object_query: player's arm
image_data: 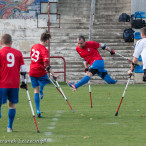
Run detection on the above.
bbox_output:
[45,61,59,78]
[128,57,138,75]
[81,58,89,72]
[76,48,89,72]
[100,43,115,55]
[42,48,59,78]
[90,41,114,54]
[20,64,27,89]
[131,57,138,70]
[128,41,142,75]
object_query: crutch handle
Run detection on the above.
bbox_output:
[53,76,57,81]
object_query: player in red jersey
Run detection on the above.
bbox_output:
[0,34,26,132]
[29,31,58,118]
[67,35,117,90]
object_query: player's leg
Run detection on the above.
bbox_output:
[38,74,51,100]
[0,89,3,118]
[34,86,42,117]
[90,60,117,84]
[97,70,117,84]
[67,71,95,90]
[7,88,19,132]
[0,103,1,118]
[75,72,92,89]
[7,101,16,132]
[39,86,44,99]
[0,88,9,119]
[30,76,42,117]
[67,61,101,90]
[72,62,103,89]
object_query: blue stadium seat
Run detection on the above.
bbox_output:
[134,11,146,18]
[138,55,142,61]
[134,32,142,39]
[135,65,144,73]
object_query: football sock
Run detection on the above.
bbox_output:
[39,86,44,99]
[75,76,90,89]
[8,109,16,128]
[34,93,40,112]
[103,74,117,84]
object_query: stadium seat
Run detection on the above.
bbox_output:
[134,32,142,39]
[134,11,146,18]
[138,55,142,61]
[135,65,144,73]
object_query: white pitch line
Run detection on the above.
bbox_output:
[55,113,61,117]
[56,110,65,113]
[50,122,57,126]
[48,127,55,130]
[41,138,53,143]
[44,132,53,136]
[52,118,58,121]
[44,110,65,143]
[104,122,119,125]
[46,138,54,142]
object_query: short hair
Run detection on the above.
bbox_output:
[141,27,146,36]
[40,31,51,42]
[1,34,12,45]
[78,35,85,41]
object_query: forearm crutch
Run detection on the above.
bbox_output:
[48,75,74,113]
[89,81,92,108]
[115,72,133,116]
[105,48,139,64]
[23,75,40,133]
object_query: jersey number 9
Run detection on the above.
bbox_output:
[7,53,15,67]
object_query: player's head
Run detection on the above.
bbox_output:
[141,27,146,38]
[0,34,12,46]
[77,35,86,48]
[40,31,51,46]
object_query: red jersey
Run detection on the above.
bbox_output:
[29,44,49,77]
[0,47,25,88]
[76,41,103,65]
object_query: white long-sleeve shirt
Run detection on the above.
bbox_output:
[133,38,146,69]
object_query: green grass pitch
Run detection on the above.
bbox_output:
[0,83,146,146]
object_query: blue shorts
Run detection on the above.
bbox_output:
[89,60,106,72]
[30,74,50,88]
[0,88,19,104]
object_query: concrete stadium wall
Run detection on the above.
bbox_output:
[0,19,48,82]
[131,0,146,14]
[0,0,59,82]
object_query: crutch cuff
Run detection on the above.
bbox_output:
[132,62,139,67]
[46,66,51,73]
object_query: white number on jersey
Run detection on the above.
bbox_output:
[31,49,40,62]
[7,53,15,67]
